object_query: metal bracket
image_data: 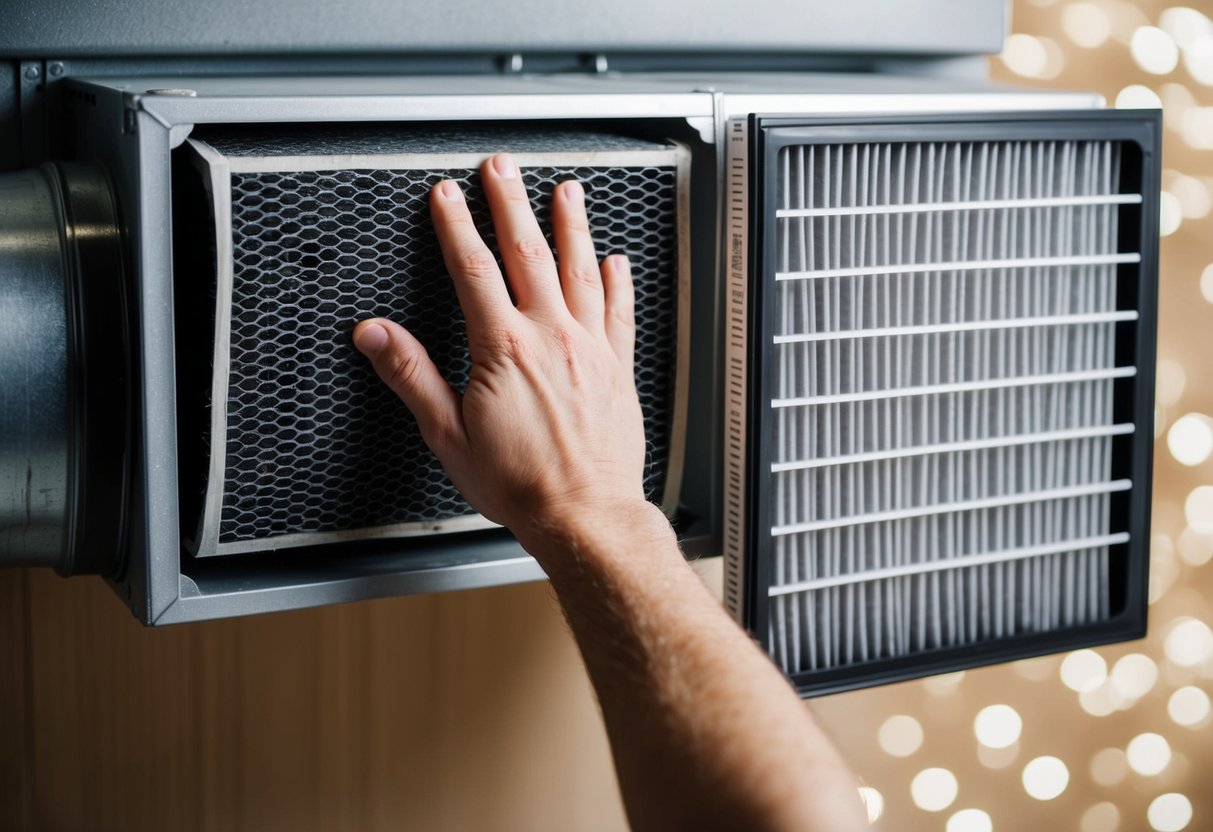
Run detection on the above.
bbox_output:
[18,60,45,166]
[685,115,714,144]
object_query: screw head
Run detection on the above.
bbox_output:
[48,62,64,77]
[23,65,40,81]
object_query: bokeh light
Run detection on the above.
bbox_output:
[1176,526,1213,566]
[946,808,994,832]
[878,714,924,757]
[1061,649,1108,692]
[1116,83,1163,108]
[1156,359,1187,406]
[1164,617,1213,666]
[1001,33,1065,78]
[1130,26,1180,74]
[1183,487,1213,534]
[1147,793,1193,832]
[1079,680,1126,717]
[1159,7,1213,52]
[974,704,1023,749]
[1063,3,1113,48]
[1022,756,1069,800]
[1080,801,1121,832]
[1164,172,1212,219]
[1126,732,1172,776]
[1090,747,1129,787]
[1167,414,1213,466]
[1167,686,1211,727]
[911,767,959,812]
[922,671,966,696]
[1159,191,1183,236]
[1201,263,1213,303]
[1109,653,1158,700]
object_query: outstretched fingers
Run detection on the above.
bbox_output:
[601,254,636,369]
[552,180,605,329]
[430,179,518,355]
[480,153,565,314]
[353,318,467,461]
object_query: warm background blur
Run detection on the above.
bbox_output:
[816,3,1213,831]
[3,2,1211,831]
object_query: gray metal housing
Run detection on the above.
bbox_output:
[1,0,1005,59]
[52,72,1102,624]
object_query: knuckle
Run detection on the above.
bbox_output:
[383,348,426,392]
[485,325,530,364]
[457,250,499,281]
[551,326,577,356]
[566,264,602,292]
[513,235,552,265]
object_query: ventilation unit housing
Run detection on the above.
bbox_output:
[725,111,1159,695]
[0,72,1156,659]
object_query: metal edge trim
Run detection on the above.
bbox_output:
[721,115,750,625]
[189,137,235,558]
[658,141,692,515]
[132,92,716,127]
[155,554,548,625]
[223,149,682,174]
[208,513,502,556]
[717,91,1105,119]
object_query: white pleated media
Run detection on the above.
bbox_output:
[765,139,1137,674]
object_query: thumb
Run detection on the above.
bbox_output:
[353,318,466,461]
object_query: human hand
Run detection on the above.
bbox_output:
[352,153,651,546]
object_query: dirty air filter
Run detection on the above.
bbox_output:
[180,128,689,557]
[725,113,1159,696]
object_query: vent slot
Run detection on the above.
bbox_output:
[738,123,1159,692]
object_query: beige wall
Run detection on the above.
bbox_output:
[0,568,632,831]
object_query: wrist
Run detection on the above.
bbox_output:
[514,497,678,582]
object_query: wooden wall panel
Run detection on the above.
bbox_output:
[4,570,630,832]
[0,569,31,832]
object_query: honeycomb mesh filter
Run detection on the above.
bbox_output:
[190,129,683,553]
[764,139,1138,674]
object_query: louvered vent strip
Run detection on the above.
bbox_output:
[768,138,1131,675]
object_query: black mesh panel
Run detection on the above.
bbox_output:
[214,156,680,545]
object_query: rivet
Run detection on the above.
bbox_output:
[23,65,40,81]
[48,62,64,77]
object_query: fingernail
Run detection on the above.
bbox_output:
[437,180,462,200]
[562,180,584,202]
[608,254,630,272]
[354,321,389,356]
[492,153,517,179]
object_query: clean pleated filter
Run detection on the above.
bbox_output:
[728,116,1159,695]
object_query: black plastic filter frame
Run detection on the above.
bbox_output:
[741,110,1161,697]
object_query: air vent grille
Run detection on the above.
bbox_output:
[764,137,1141,676]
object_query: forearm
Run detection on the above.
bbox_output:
[355,157,863,831]
[519,501,867,832]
